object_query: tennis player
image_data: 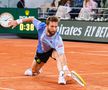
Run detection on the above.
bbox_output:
[8,16,86,86]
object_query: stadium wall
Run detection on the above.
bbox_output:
[0,8,108,43]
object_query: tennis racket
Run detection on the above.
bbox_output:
[71,71,86,86]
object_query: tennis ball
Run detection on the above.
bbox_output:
[36,59,41,64]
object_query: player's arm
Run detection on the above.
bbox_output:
[8,17,35,29]
[55,35,69,68]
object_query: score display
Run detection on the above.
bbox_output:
[19,23,34,31]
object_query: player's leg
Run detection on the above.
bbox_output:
[24,49,53,76]
[32,49,54,75]
[24,59,44,76]
[31,59,44,75]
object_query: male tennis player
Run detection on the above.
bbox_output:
[8,16,86,86]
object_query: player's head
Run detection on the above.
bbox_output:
[46,16,59,36]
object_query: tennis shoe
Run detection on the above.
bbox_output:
[24,68,33,76]
[24,68,42,76]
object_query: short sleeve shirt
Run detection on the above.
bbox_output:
[32,18,64,54]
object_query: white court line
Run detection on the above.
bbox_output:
[0,53,8,55]
[82,72,108,75]
[65,45,108,51]
[0,51,108,56]
[1,51,108,57]
[88,51,108,53]
[13,44,34,47]
[65,45,108,53]
[0,76,32,80]
[65,45,108,55]
[0,72,108,80]
[0,87,15,90]
[66,51,108,57]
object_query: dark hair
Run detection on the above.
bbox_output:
[51,0,56,7]
[17,0,25,8]
[46,16,59,25]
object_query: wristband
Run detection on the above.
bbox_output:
[16,19,23,24]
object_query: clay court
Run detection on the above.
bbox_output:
[0,39,108,90]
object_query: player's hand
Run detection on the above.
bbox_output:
[8,20,18,29]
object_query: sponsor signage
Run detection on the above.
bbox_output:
[58,20,108,42]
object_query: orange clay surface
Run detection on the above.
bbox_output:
[0,39,108,90]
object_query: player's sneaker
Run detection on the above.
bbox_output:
[58,71,66,85]
[24,68,42,76]
[24,68,33,76]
